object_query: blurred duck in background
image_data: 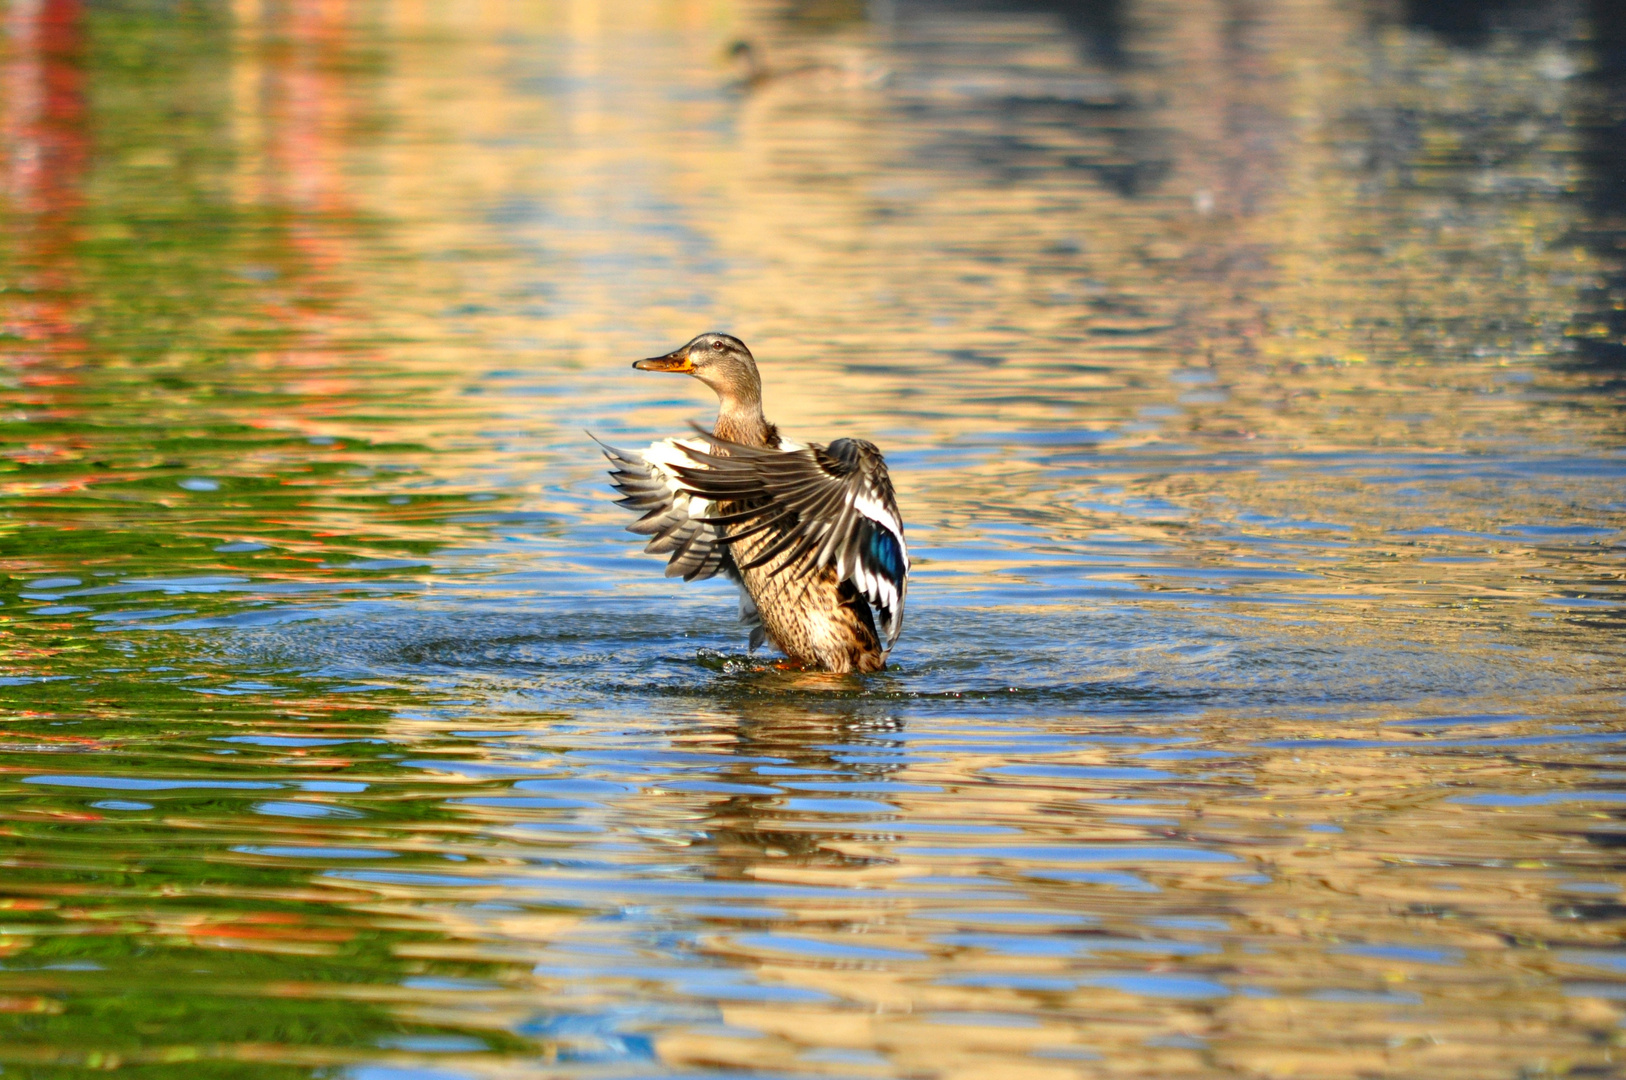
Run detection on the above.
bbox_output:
[723,38,890,93]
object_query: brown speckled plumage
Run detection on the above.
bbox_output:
[728,524,885,672]
[708,394,884,672]
[598,332,908,673]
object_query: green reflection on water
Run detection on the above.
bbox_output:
[0,5,518,1072]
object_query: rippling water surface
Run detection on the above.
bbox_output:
[1,0,1625,1076]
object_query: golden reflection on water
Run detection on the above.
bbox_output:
[217,0,1623,613]
[0,0,1623,1076]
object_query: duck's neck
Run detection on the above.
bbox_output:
[714,396,775,448]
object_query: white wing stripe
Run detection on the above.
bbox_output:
[852,493,906,557]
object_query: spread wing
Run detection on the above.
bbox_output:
[667,428,909,647]
[595,435,767,649]
[595,436,732,582]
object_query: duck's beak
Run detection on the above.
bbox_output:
[633,346,693,373]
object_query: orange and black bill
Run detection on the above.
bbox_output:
[633,345,693,372]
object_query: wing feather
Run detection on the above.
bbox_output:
[594,435,731,583]
[594,433,769,649]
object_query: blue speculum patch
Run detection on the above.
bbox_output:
[868,527,905,585]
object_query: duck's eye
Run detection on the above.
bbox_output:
[712,341,729,352]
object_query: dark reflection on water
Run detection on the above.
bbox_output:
[0,0,1624,1076]
[1572,0,1626,377]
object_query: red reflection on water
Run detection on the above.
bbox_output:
[1,0,86,393]
[239,0,374,419]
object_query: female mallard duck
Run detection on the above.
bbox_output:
[595,332,908,673]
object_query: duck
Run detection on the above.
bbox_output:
[723,38,890,94]
[594,332,908,673]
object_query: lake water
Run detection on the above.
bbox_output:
[1,0,1624,1076]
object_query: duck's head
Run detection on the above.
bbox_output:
[634,332,761,405]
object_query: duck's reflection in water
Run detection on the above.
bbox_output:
[684,693,910,882]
